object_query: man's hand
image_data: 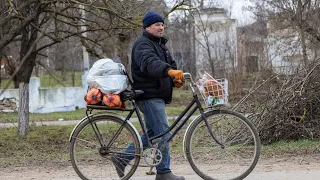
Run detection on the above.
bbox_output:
[168,69,184,81]
[174,79,185,88]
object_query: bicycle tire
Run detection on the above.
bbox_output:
[70,115,141,180]
[184,110,261,180]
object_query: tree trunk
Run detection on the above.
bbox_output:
[61,57,66,81]
[16,0,39,137]
[300,27,308,66]
[18,82,29,137]
[0,52,2,87]
[35,63,39,77]
[206,38,215,76]
[187,16,196,77]
[297,0,308,67]
[118,33,131,77]
[72,69,75,86]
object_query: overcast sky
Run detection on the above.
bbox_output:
[166,0,255,26]
[226,0,255,25]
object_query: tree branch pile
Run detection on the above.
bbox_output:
[235,63,320,144]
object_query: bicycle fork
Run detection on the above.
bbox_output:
[200,110,225,148]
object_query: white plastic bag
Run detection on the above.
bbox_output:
[86,58,128,94]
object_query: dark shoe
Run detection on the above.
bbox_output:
[111,155,126,177]
[155,172,185,180]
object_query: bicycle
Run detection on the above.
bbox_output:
[69,72,261,180]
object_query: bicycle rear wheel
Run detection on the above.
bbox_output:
[70,115,141,180]
[184,110,261,180]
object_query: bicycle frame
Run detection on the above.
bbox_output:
[130,77,224,151]
[82,73,224,155]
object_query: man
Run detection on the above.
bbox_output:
[112,11,185,180]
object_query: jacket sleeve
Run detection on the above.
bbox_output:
[170,59,177,70]
[134,42,172,78]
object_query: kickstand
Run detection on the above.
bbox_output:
[146,166,156,175]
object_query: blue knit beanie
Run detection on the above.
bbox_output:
[142,11,164,28]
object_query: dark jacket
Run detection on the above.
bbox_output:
[131,30,177,103]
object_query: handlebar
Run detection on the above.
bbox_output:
[183,72,196,85]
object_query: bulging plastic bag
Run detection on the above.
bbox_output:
[86,58,128,94]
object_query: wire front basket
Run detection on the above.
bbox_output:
[196,78,228,107]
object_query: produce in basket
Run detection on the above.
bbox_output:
[103,94,122,107]
[84,88,102,105]
[203,80,224,99]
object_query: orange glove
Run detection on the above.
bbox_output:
[173,79,185,88]
[168,69,184,81]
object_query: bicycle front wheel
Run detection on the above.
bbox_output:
[70,115,141,180]
[184,110,261,180]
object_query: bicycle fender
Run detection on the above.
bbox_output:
[182,114,201,159]
[69,113,123,142]
[69,114,95,142]
[182,110,215,159]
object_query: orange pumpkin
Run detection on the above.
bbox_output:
[203,80,224,99]
[84,88,102,105]
[103,94,122,107]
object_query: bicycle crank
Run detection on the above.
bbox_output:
[143,148,162,167]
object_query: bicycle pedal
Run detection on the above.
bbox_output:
[146,166,156,175]
[146,171,156,175]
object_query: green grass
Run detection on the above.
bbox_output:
[262,139,320,157]
[0,125,72,167]
[0,105,192,123]
[0,124,185,167]
[0,109,87,123]
[1,71,84,89]
[1,124,319,168]
[37,71,83,88]
[0,79,14,89]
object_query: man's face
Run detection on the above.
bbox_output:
[146,22,164,37]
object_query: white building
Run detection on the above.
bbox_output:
[267,22,302,75]
[193,8,238,78]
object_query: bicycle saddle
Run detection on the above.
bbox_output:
[120,90,144,101]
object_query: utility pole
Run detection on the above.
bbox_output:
[187,0,197,77]
[80,4,90,75]
[80,4,90,88]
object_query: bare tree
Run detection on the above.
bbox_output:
[166,13,196,76]
[252,0,320,67]
[192,7,237,78]
[230,0,320,143]
[0,0,188,137]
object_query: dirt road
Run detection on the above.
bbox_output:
[1,155,320,180]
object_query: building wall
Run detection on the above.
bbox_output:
[193,8,238,78]
[266,23,302,75]
[236,21,269,74]
[0,77,87,113]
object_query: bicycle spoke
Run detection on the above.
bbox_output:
[185,110,261,180]
[73,137,100,147]
[70,115,141,180]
